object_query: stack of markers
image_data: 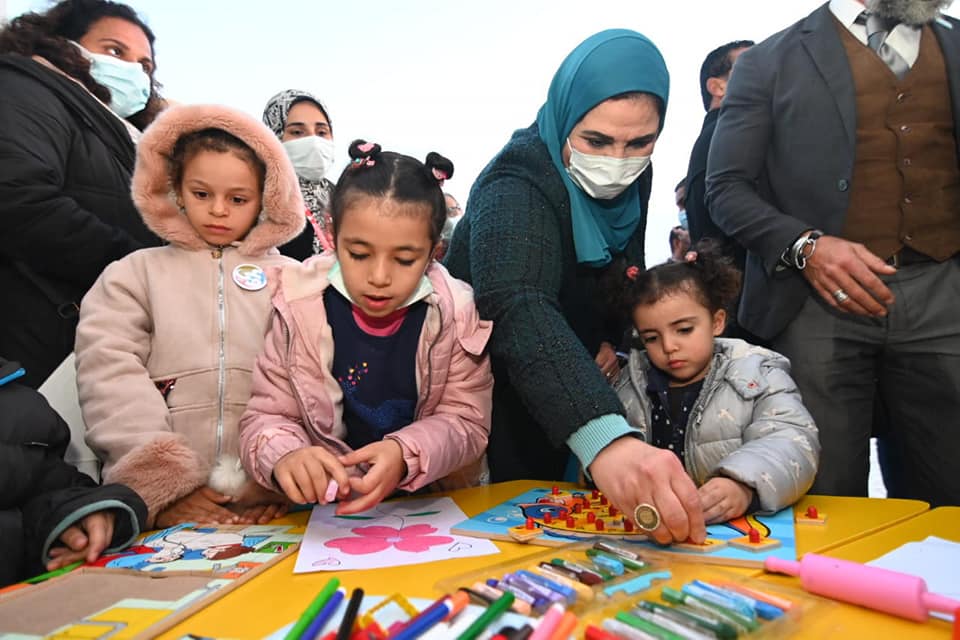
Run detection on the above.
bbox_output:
[584,580,795,639]
[457,541,660,619]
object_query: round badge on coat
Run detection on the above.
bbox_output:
[233,264,267,291]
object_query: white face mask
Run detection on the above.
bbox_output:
[72,41,151,118]
[564,138,651,200]
[282,136,335,183]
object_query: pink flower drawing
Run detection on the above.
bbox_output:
[324,524,454,555]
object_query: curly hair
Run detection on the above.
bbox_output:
[619,239,742,318]
[330,139,455,247]
[0,0,163,130]
[167,128,266,194]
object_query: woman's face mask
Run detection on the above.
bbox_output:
[283,136,335,183]
[565,138,651,199]
[74,42,151,118]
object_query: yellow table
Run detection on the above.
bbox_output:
[758,507,958,638]
[160,481,930,639]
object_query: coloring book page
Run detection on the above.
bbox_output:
[294,496,499,573]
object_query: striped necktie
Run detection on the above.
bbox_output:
[856,11,911,79]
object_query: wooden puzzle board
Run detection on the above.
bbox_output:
[451,486,798,568]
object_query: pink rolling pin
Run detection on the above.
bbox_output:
[765,553,960,622]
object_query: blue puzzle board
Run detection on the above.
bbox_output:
[451,487,797,568]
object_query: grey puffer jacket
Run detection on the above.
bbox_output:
[615,338,819,512]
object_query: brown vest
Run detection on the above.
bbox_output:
[838,22,960,260]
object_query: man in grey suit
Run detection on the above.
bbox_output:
[706,0,960,505]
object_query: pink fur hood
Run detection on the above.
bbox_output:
[132,104,305,255]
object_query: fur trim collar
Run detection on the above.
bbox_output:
[132,104,305,256]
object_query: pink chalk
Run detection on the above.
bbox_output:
[765,553,960,622]
[324,479,339,503]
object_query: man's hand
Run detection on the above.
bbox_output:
[803,235,896,316]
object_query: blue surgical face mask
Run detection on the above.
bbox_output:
[74,42,151,118]
[678,209,688,230]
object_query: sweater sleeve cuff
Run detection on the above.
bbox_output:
[566,414,637,476]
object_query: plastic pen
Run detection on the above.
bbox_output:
[301,588,345,640]
[549,558,604,585]
[708,581,794,611]
[528,603,565,640]
[616,610,686,640]
[284,578,341,640]
[603,617,660,640]
[335,588,364,640]
[23,560,83,584]
[389,592,469,640]
[455,591,516,640]
[682,583,755,620]
[662,587,758,633]
[627,607,716,640]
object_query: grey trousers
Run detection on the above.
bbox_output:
[772,257,960,506]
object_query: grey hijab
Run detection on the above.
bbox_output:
[262,89,335,252]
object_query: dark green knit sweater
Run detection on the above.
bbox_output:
[444,123,650,481]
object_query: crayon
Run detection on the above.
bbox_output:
[284,578,341,640]
[455,591,516,640]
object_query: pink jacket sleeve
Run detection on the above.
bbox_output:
[239,308,313,490]
[76,257,208,525]
[386,302,493,491]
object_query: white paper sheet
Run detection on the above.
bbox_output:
[868,536,960,622]
[293,496,499,573]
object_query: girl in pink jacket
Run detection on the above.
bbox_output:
[240,140,493,514]
[76,105,305,528]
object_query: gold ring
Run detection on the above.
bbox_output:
[633,503,660,531]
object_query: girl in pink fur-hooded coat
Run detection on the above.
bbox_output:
[75,104,305,528]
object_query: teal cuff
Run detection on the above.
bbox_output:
[566,414,637,478]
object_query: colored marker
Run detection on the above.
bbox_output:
[549,558,604,585]
[662,587,758,632]
[455,591,516,640]
[628,606,715,640]
[548,610,578,640]
[602,617,660,640]
[300,588,344,640]
[23,560,83,584]
[584,625,621,640]
[284,578,341,640]
[709,581,794,611]
[691,580,783,620]
[389,592,469,640]
[530,565,595,601]
[587,548,646,572]
[528,603,565,640]
[335,588,364,640]
[637,601,737,640]
[593,540,644,561]
[516,570,577,603]
[493,625,534,640]
[615,610,685,640]
[585,549,624,575]
[682,583,755,620]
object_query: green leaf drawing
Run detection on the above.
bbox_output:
[405,510,441,517]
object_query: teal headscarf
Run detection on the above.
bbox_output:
[536,29,669,267]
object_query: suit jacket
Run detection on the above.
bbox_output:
[705,3,960,340]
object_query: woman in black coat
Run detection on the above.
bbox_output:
[0,0,165,387]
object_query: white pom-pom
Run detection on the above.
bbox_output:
[208,454,248,497]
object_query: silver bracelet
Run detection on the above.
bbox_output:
[792,231,823,270]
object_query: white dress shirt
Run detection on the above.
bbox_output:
[829,0,922,67]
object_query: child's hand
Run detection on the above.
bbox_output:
[46,511,116,570]
[274,446,351,505]
[699,477,754,524]
[336,439,407,515]
[155,486,239,528]
[228,480,291,524]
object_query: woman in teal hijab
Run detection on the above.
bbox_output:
[445,29,706,546]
